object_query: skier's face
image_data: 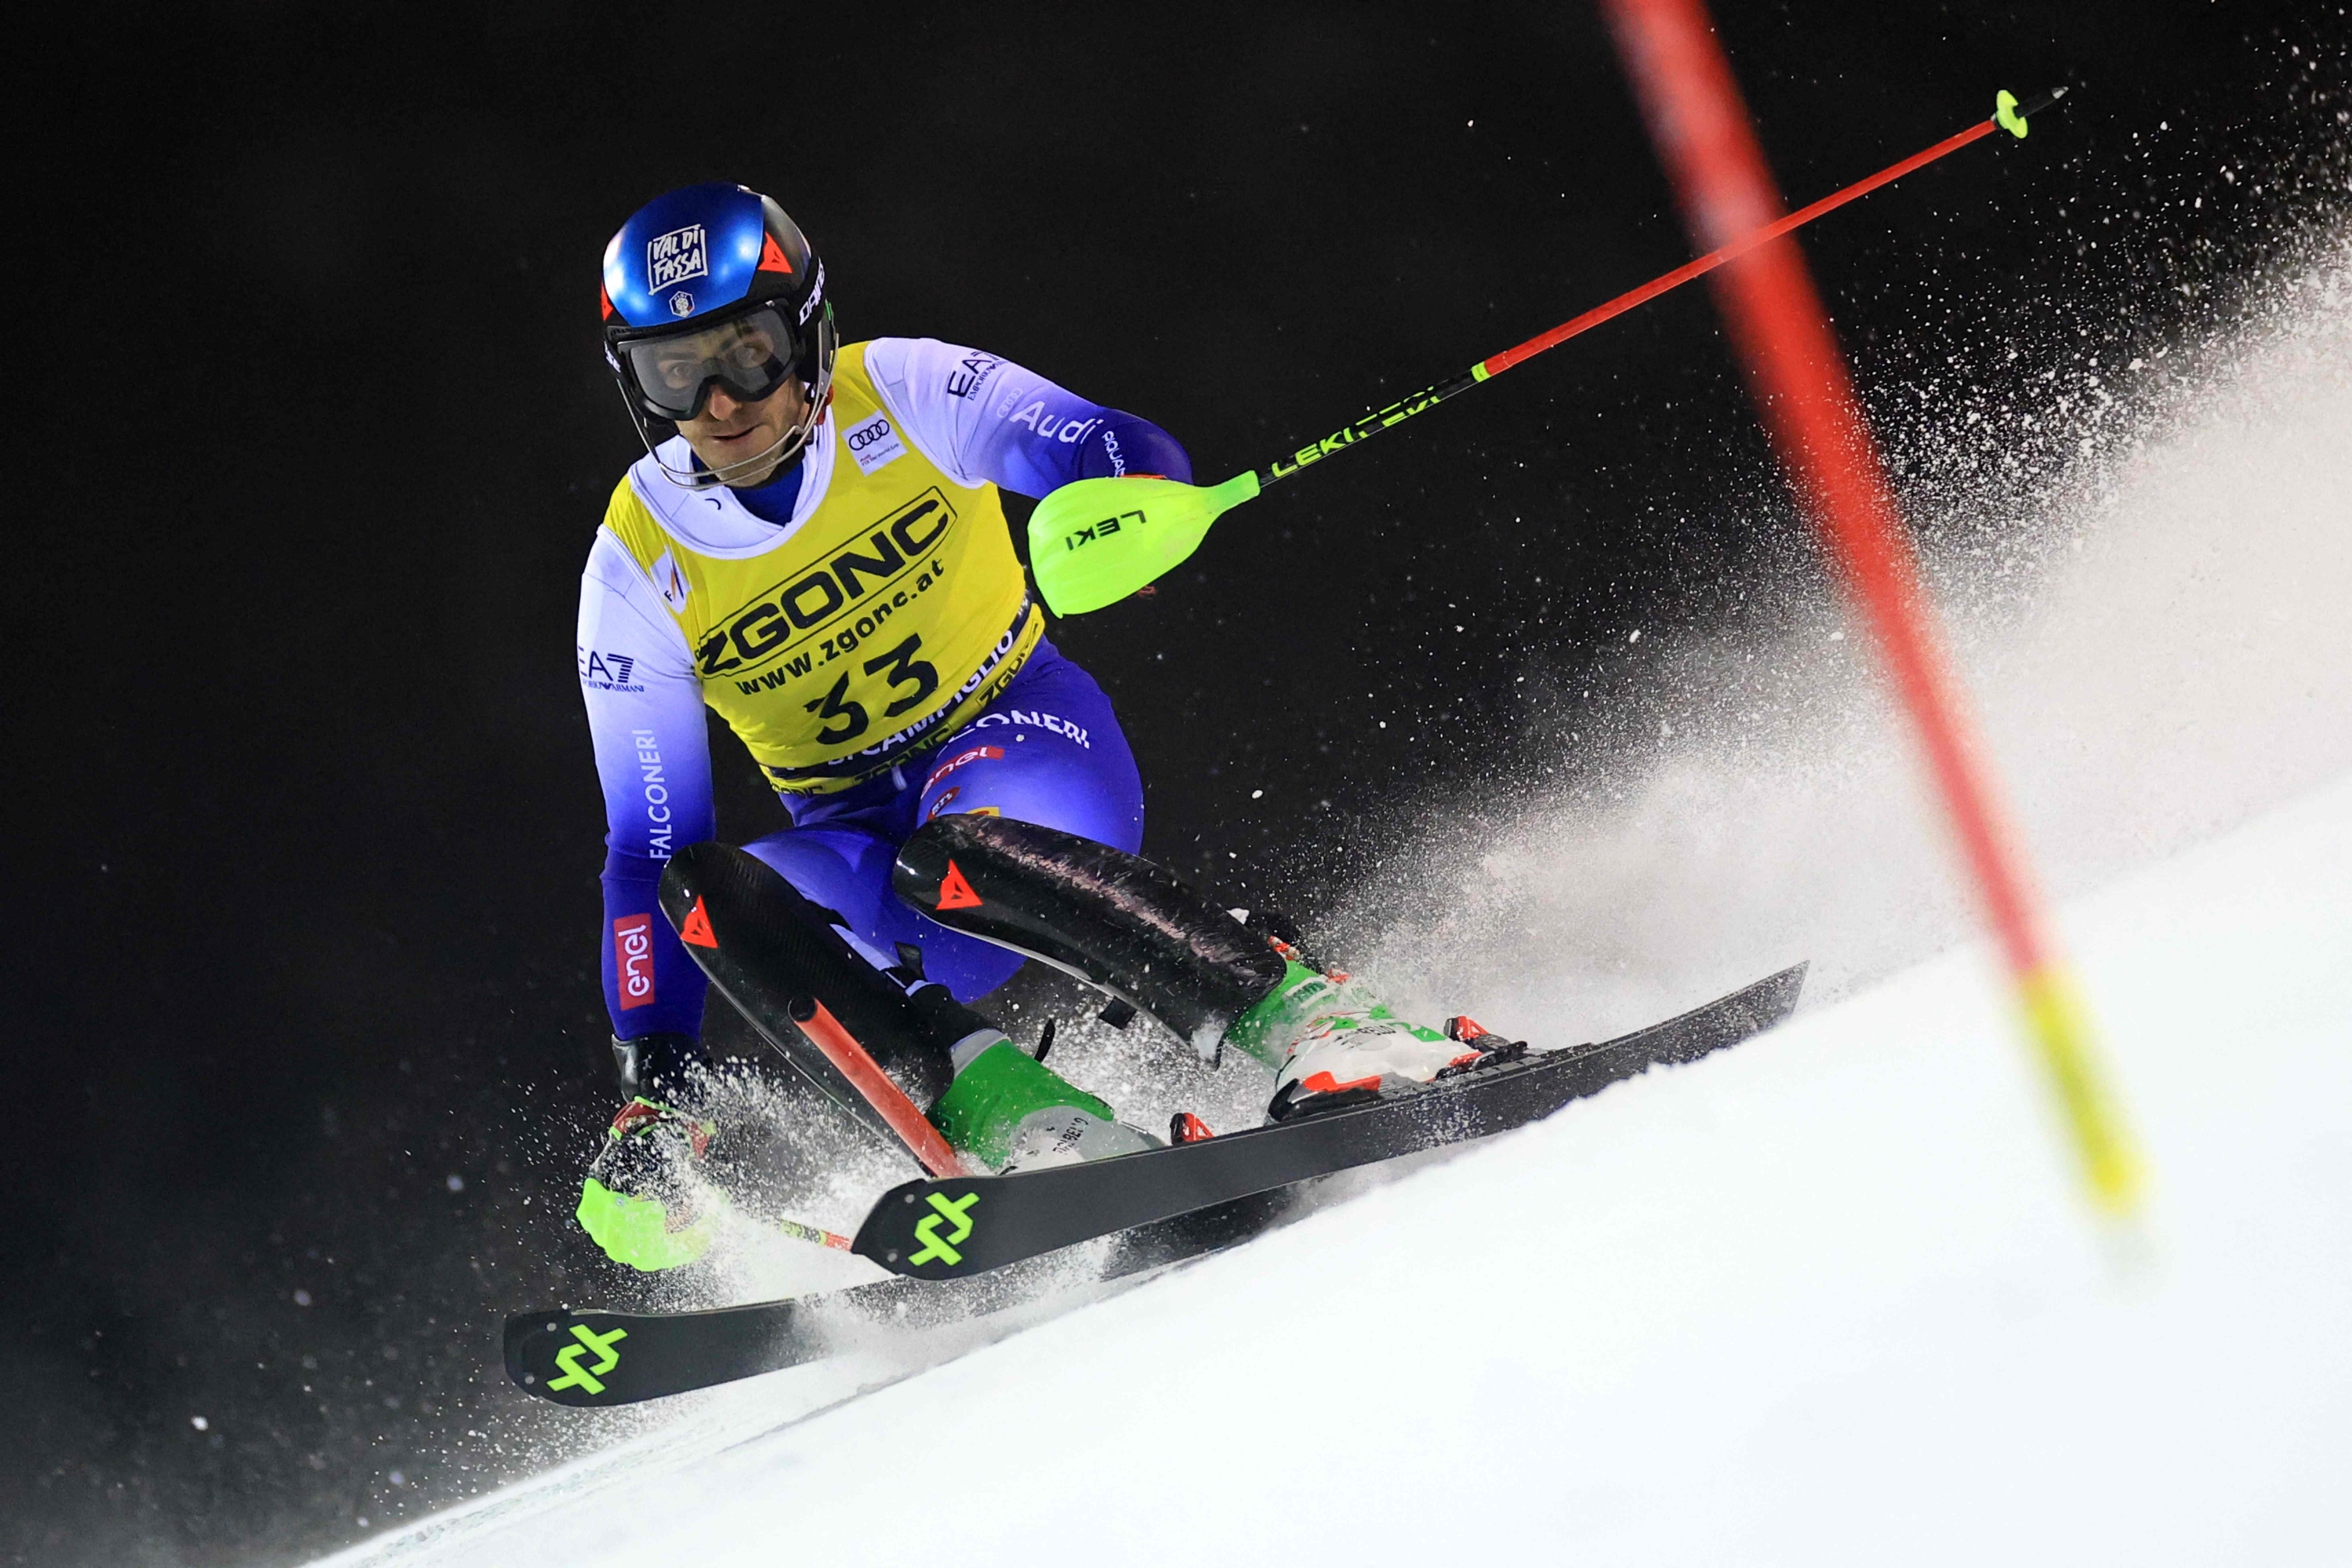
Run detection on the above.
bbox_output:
[676,372,810,488]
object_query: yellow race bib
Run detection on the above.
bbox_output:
[600,341,1042,793]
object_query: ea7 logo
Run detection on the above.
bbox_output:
[1062,510,1142,551]
[646,224,707,290]
[579,648,641,691]
[945,351,1000,399]
[612,914,655,1010]
[696,492,954,677]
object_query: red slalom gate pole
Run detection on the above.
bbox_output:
[1599,0,2143,1216]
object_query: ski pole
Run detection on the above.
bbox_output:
[1601,0,2140,1218]
[771,1214,855,1251]
[1027,86,2066,615]
[789,995,971,1178]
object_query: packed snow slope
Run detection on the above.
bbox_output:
[332,771,2352,1566]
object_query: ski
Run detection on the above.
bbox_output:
[504,1192,1285,1406]
[852,964,1805,1279]
[506,964,1801,1406]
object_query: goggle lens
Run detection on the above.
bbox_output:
[622,307,798,422]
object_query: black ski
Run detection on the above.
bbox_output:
[504,1193,1285,1407]
[506,964,1801,1406]
[852,964,1805,1279]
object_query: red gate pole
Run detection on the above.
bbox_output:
[1599,0,2143,1215]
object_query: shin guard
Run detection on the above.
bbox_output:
[660,843,985,1118]
[893,815,1287,1061]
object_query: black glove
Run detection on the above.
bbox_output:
[610,1032,704,1101]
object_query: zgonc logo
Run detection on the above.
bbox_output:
[696,494,953,677]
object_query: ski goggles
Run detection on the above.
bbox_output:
[614,303,803,423]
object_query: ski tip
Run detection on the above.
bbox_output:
[1601,962,1808,1069]
[503,1310,637,1406]
[503,1311,572,1402]
[1755,960,1808,1022]
[852,1178,994,1278]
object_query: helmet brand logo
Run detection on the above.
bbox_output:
[646,223,710,290]
[797,260,826,324]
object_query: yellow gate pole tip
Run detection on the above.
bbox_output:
[2013,964,2151,1220]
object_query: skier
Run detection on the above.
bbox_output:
[577,183,1520,1270]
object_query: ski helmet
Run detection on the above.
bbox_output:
[601,183,836,488]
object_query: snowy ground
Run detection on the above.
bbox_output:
[322,768,2352,1566]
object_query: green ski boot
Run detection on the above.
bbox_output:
[1227,949,1527,1122]
[927,1025,1160,1171]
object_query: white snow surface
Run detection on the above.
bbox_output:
[329,775,2352,1566]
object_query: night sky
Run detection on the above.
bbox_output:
[13,3,2343,1562]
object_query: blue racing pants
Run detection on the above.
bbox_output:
[742,641,1143,1004]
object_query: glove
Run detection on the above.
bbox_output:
[579,1033,720,1272]
[609,1030,703,1098]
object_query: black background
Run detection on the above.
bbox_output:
[11,2,2343,1562]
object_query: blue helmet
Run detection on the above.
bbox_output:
[600,183,837,488]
